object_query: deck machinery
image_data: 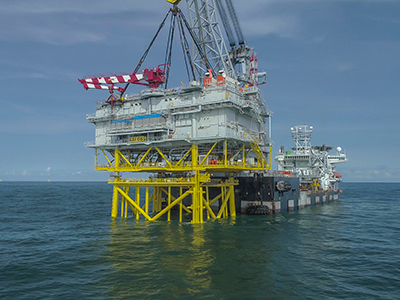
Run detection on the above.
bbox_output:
[80,0,272,223]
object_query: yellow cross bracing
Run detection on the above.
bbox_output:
[94,140,271,173]
[110,176,237,224]
[96,139,271,223]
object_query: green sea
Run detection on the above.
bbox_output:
[1,182,399,299]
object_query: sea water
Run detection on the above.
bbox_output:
[0,182,399,299]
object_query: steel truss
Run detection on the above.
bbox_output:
[95,139,271,223]
[185,0,235,79]
[110,176,237,223]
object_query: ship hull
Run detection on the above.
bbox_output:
[235,175,341,214]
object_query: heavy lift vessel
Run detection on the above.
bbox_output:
[80,0,277,223]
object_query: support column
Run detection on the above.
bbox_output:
[111,182,119,218]
[229,185,236,217]
[145,187,149,215]
[179,187,183,222]
[135,187,140,221]
[167,187,171,221]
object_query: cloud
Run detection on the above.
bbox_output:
[242,15,299,38]
[0,1,165,45]
[343,167,400,182]
[0,0,309,44]
[0,111,90,135]
[336,63,354,72]
[0,13,107,45]
[0,0,166,15]
[1,0,397,44]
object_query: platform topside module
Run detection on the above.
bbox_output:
[87,76,272,162]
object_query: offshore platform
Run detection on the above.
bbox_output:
[79,0,273,223]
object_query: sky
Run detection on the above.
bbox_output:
[0,0,399,182]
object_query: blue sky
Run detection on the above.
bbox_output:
[0,0,399,182]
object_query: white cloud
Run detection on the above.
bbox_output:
[0,0,166,15]
[344,167,400,182]
[1,0,396,43]
[336,63,354,72]
[0,111,90,135]
[0,1,165,45]
[242,15,299,38]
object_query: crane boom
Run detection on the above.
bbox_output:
[78,67,166,93]
[185,0,236,79]
[215,0,236,48]
[225,0,245,45]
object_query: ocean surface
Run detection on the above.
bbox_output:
[0,182,399,299]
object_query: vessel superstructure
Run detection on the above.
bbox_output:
[275,125,347,191]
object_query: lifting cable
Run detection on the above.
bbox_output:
[215,0,236,48]
[177,13,196,82]
[164,7,212,87]
[225,0,245,45]
[120,10,171,98]
[164,13,176,89]
[120,5,215,96]
[179,11,216,78]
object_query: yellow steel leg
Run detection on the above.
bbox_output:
[191,171,200,224]
[200,187,204,223]
[206,187,210,220]
[125,186,130,218]
[95,148,98,169]
[229,186,236,217]
[179,187,183,222]
[111,184,119,218]
[222,186,226,218]
[124,198,128,218]
[225,188,229,217]
[121,198,124,218]
[145,187,149,215]
[136,187,140,221]
[167,187,171,221]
